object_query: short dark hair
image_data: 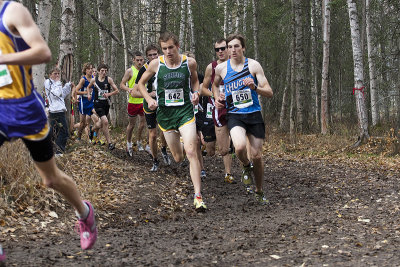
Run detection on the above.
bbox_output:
[97,63,108,71]
[226,33,246,49]
[215,38,226,46]
[158,31,179,46]
[145,44,161,55]
[133,51,143,58]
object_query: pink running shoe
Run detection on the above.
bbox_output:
[0,244,5,262]
[76,201,97,250]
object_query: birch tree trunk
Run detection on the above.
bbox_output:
[293,0,306,133]
[320,0,331,135]
[347,0,370,144]
[235,0,240,32]
[187,0,195,53]
[242,0,248,34]
[33,0,53,94]
[97,0,108,64]
[366,0,379,126]
[223,0,228,37]
[251,0,259,61]
[160,0,168,33]
[179,0,187,48]
[59,0,75,129]
[310,0,319,128]
[118,0,128,70]
[108,0,118,127]
[279,53,292,131]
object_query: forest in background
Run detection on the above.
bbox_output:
[17,0,400,141]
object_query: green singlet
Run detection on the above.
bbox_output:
[155,55,195,131]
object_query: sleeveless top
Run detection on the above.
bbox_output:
[128,65,143,104]
[154,55,191,109]
[223,58,260,114]
[0,1,34,99]
[94,76,110,101]
[79,76,94,107]
[135,62,156,113]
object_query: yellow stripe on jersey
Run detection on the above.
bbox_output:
[23,123,50,141]
[0,32,33,99]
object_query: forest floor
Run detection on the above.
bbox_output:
[2,129,400,266]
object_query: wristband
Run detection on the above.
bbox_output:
[192,91,199,94]
[253,85,258,91]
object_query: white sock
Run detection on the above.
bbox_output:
[76,201,90,220]
[127,142,132,148]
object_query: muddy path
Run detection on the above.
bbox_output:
[3,147,400,266]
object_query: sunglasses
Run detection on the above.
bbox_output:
[214,47,226,52]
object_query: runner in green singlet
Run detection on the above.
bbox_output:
[138,32,206,212]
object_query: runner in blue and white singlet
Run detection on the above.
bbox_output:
[212,33,273,204]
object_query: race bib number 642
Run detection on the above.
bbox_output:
[165,88,184,106]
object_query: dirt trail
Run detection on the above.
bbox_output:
[4,147,400,266]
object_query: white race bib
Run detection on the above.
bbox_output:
[165,88,184,106]
[206,103,213,119]
[98,89,108,100]
[232,89,253,109]
[194,104,199,114]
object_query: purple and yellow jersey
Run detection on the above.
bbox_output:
[0,1,34,99]
[0,1,49,141]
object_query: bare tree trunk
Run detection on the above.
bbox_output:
[293,0,306,133]
[310,0,319,128]
[33,0,53,94]
[97,0,108,64]
[235,0,240,32]
[289,3,296,143]
[223,0,228,37]
[242,0,248,34]
[118,0,128,70]
[347,0,370,144]
[59,0,75,129]
[160,0,168,33]
[179,0,187,47]
[187,0,195,53]
[321,0,331,135]
[279,53,292,131]
[251,0,259,61]
[366,0,379,126]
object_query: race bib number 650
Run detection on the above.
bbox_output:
[232,88,253,109]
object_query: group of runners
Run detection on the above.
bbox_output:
[0,0,273,262]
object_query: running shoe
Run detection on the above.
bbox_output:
[150,160,159,172]
[127,146,133,157]
[224,173,236,184]
[91,135,98,145]
[0,244,5,262]
[161,148,171,165]
[76,201,97,250]
[193,195,207,212]
[108,143,115,150]
[241,163,253,186]
[97,140,105,146]
[137,141,144,151]
[200,170,207,179]
[255,191,269,205]
[145,144,151,154]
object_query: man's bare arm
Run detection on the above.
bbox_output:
[0,2,51,65]
[248,59,273,98]
[107,77,119,97]
[200,63,213,97]
[138,60,158,106]
[119,68,133,92]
